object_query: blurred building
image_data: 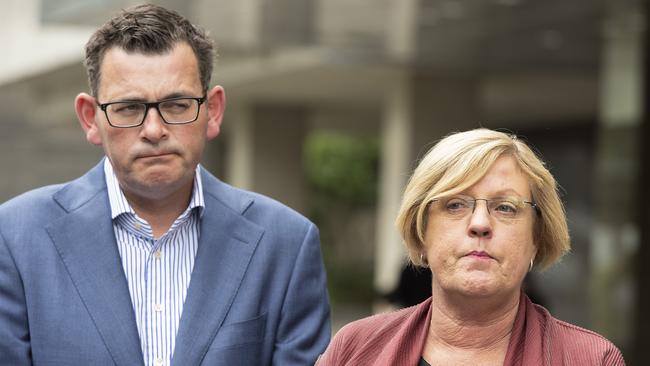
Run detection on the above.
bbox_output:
[0,0,646,363]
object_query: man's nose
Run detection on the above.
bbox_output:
[140,106,168,141]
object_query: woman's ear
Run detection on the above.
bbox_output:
[205,85,226,140]
[75,93,103,146]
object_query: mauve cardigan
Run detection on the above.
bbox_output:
[316,293,625,366]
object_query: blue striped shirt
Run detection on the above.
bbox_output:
[104,159,204,366]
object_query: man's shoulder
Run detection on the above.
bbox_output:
[0,163,105,223]
[0,184,66,214]
[200,169,312,227]
[0,183,70,242]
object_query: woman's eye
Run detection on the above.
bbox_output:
[446,199,469,211]
[494,202,517,214]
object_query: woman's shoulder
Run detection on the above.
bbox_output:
[549,317,626,364]
[336,300,427,345]
[534,304,626,365]
[316,299,431,365]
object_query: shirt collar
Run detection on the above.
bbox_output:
[104,158,205,220]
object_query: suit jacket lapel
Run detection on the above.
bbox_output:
[171,171,264,366]
[46,161,144,366]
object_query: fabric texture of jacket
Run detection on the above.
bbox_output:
[316,292,625,366]
[0,160,331,366]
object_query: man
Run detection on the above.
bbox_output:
[0,4,330,365]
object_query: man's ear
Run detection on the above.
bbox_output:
[75,93,102,146]
[205,85,226,140]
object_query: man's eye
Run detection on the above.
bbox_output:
[161,101,191,113]
[113,104,142,114]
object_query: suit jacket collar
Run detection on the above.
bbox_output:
[171,168,264,366]
[47,160,144,366]
[48,161,264,366]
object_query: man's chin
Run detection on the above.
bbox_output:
[125,173,190,197]
[132,158,183,178]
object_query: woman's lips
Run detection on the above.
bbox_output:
[466,250,493,259]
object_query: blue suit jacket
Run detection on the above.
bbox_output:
[0,161,331,365]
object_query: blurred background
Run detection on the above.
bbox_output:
[1,0,648,363]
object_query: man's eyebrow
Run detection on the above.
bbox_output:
[111,97,148,103]
[161,92,202,99]
[105,92,201,103]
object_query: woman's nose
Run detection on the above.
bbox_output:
[468,201,492,238]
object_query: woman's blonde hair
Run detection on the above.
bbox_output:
[396,128,569,270]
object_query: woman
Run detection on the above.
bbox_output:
[317,129,625,365]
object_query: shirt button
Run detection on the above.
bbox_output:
[134,222,142,230]
[154,303,164,312]
[154,250,161,259]
[154,358,164,366]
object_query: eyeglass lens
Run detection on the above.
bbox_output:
[106,98,200,127]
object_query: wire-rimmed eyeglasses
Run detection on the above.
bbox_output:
[430,195,541,221]
[96,96,206,128]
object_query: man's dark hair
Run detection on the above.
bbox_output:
[84,4,215,97]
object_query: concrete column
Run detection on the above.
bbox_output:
[636,3,650,360]
[252,106,308,214]
[386,0,419,61]
[412,75,480,159]
[590,6,644,347]
[374,72,413,294]
[373,72,480,297]
[193,0,261,49]
[225,104,254,190]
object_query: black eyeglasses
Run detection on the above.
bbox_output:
[96,96,206,128]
